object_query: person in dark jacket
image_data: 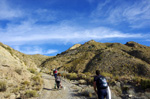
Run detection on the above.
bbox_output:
[93,70,108,99]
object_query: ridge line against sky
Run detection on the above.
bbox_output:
[0,0,150,56]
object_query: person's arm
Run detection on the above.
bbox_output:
[93,81,97,94]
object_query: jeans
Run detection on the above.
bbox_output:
[97,89,107,99]
[56,81,60,89]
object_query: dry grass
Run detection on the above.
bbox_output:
[66,73,78,80]
[28,68,38,74]
[15,68,22,75]
[25,90,38,98]
[0,81,7,92]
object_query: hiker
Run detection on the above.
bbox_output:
[55,73,61,89]
[93,70,108,99]
[53,68,57,79]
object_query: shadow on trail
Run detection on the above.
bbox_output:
[43,88,53,90]
[43,87,61,91]
[43,87,58,91]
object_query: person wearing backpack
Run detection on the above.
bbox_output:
[93,70,108,99]
[53,68,57,79]
[55,73,61,89]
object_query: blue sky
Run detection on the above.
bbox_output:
[0,0,150,56]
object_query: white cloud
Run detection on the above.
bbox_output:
[91,0,150,28]
[0,0,23,20]
[0,19,144,46]
[13,46,58,55]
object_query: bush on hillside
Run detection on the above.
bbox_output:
[25,90,38,98]
[15,68,22,75]
[101,72,113,78]
[31,75,43,86]
[0,81,7,92]
[66,73,78,80]
[80,87,94,98]
[84,72,91,76]
[28,68,38,74]
[85,76,93,85]
[78,73,86,79]
[140,79,150,90]
[21,81,30,86]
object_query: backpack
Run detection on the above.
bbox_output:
[53,70,57,74]
[97,76,108,89]
[56,76,61,81]
[54,70,57,74]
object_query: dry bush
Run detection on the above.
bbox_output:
[11,86,20,93]
[24,90,38,98]
[15,68,22,75]
[21,81,30,86]
[78,73,86,79]
[31,75,43,86]
[101,72,113,78]
[80,87,94,98]
[84,72,92,76]
[85,76,94,85]
[66,73,78,80]
[28,68,38,74]
[0,80,7,92]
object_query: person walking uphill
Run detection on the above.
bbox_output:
[93,70,108,99]
[53,68,57,78]
[55,73,61,89]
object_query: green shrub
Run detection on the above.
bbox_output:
[21,81,30,86]
[114,86,122,95]
[114,75,119,81]
[80,88,94,97]
[84,72,91,76]
[20,85,26,90]
[0,81,7,92]
[11,87,20,93]
[122,85,130,92]
[31,75,43,86]
[85,76,93,85]
[78,73,86,79]
[140,79,150,89]
[133,76,142,85]
[15,68,22,75]
[101,72,113,78]
[28,68,38,74]
[25,90,38,98]
[66,73,78,80]
[34,85,42,91]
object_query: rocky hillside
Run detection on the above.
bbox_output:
[40,40,150,98]
[41,40,150,77]
[0,42,49,98]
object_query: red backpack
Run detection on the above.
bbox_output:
[54,70,57,74]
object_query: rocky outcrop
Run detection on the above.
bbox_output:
[68,44,82,50]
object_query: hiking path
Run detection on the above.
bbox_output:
[37,73,87,99]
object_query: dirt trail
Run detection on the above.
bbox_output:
[37,73,86,99]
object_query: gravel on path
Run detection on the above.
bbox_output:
[37,73,87,99]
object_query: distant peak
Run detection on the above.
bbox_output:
[125,41,144,47]
[87,40,96,43]
[68,44,81,50]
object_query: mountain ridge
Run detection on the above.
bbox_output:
[41,40,150,77]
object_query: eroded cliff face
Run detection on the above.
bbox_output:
[0,42,48,98]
